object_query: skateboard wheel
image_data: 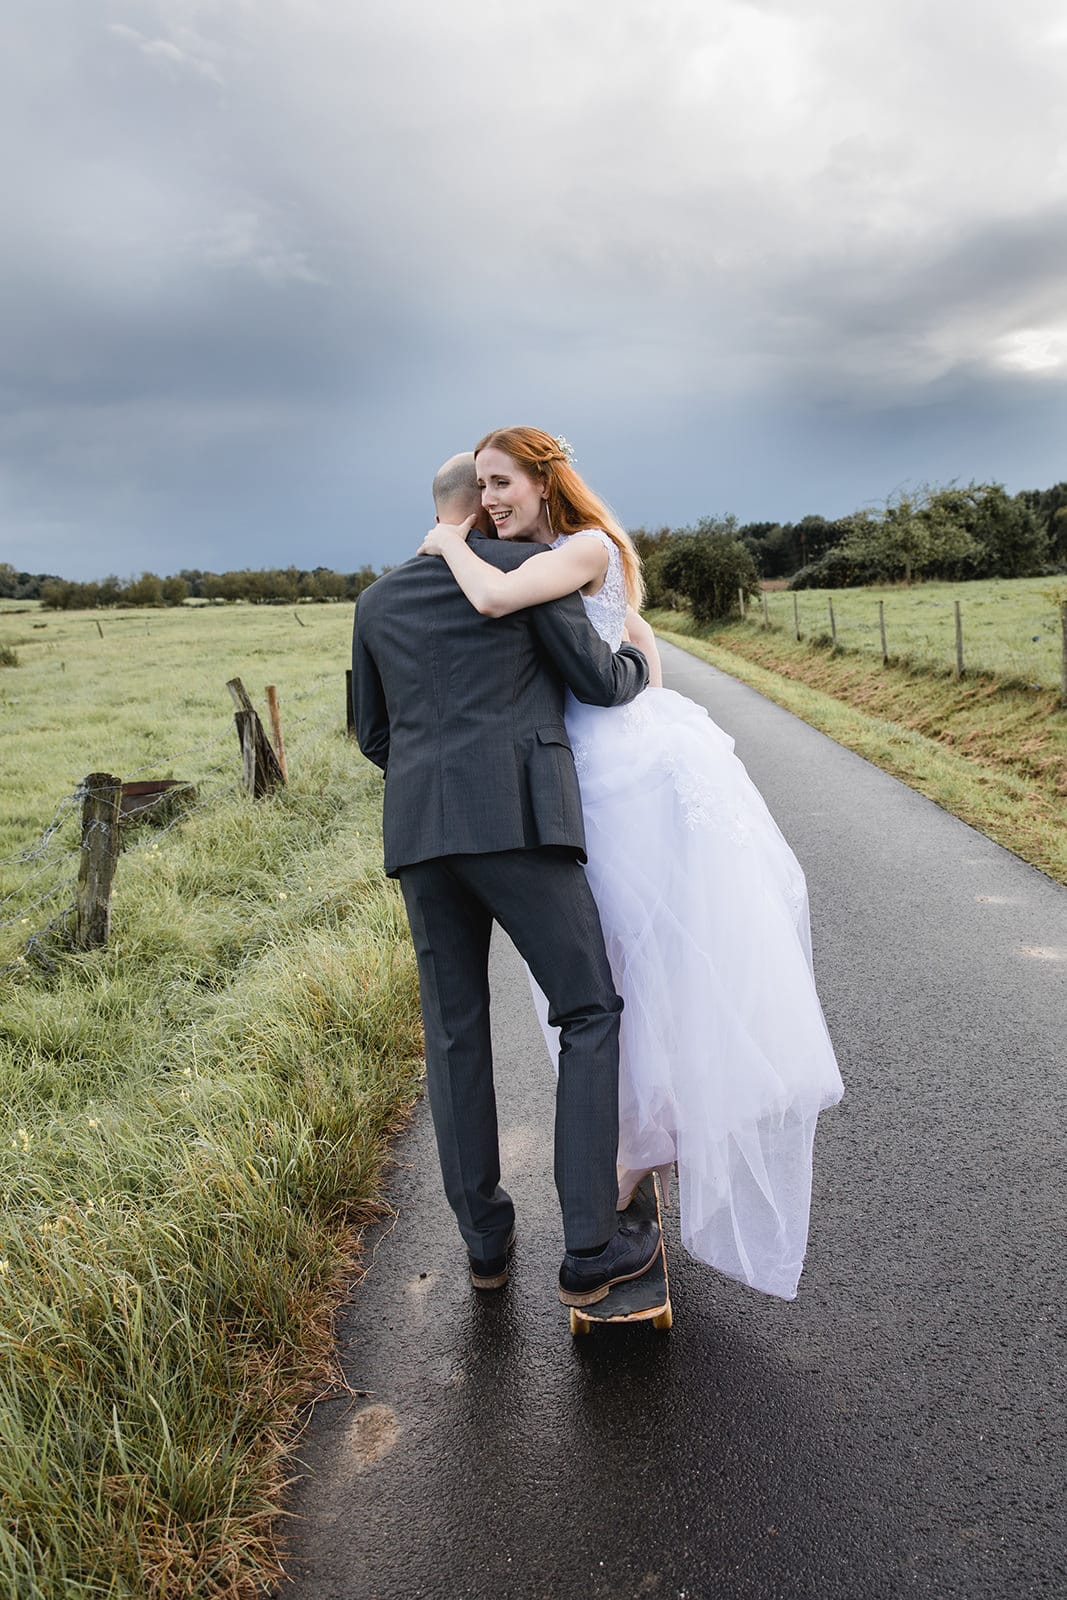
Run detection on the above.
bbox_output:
[652,1305,673,1330]
[569,1309,591,1336]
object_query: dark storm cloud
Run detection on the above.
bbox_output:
[2,0,1066,578]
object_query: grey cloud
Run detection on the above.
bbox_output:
[2,0,1066,578]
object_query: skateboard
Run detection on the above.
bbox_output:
[568,1172,672,1335]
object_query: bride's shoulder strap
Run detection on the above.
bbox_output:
[566,527,615,554]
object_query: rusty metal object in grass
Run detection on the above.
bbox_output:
[119,780,198,831]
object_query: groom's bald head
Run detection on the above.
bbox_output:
[433,452,491,531]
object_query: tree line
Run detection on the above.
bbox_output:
[0,564,381,609]
[4,478,1065,619]
[632,479,1067,621]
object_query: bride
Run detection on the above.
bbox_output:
[418,426,843,1299]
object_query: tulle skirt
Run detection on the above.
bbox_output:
[531,687,844,1300]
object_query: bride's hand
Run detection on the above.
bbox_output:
[418,514,477,557]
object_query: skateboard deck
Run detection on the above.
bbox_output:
[568,1173,672,1335]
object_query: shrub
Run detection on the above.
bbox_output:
[788,547,888,589]
[0,642,18,667]
[657,522,761,624]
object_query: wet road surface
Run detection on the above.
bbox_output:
[280,639,1066,1600]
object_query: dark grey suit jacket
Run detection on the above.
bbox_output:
[351,535,648,877]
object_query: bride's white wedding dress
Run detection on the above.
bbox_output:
[531,529,844,1300]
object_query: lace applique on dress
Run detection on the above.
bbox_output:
[570,737,592,778]
[552,529,627,650]
[665,751,752,841]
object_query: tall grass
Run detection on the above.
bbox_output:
[0,618,424,1597]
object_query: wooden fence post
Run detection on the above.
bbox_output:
[76,773,121,950]
[762,591,770,629]
[954,601,964,679]
[828,598,837,649]
[879,600,888,666]
[95,619,104,639]
[738,586,746,620]
[227,678,285,797]
[235,711,257,794]
[346,669,356,738]
[793,593,801,641]
[265,685,288,782]
[1060,602,1067,709]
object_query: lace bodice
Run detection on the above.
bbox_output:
[552,529,627,649]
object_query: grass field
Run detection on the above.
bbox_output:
[648,599,1067,884]
[760,575,1066,688]
[0,601,358,956]
[0,602,424,1597]
[3,582,1064,1591]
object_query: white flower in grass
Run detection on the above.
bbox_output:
[0,1259,8,1274]
[87,1117,99,1129]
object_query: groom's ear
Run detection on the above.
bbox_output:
[434,515,440,525]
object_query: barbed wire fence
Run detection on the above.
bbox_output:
[0,673,354,982]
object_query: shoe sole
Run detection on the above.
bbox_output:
[558,1242,661,1307]
[469,1227,516,1291]
[469,1264,509,1290]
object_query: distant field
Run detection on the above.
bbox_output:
[761,575,1064,688]
[0,600,355,944]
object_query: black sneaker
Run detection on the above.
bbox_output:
[468,1226,516,1291]
[558,1218,661,1307]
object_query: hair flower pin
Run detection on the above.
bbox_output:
[555,435,576,465]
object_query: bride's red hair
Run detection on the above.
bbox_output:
[473,426,645,608]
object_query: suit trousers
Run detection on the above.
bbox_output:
[398,848,622,1255]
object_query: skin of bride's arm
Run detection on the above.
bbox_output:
[417,521,608,618]
[623,607,663,688]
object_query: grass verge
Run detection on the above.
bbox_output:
[647,610,1067,885]
[0,735,423,1598]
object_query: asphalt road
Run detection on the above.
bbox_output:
[280,639,1067,1600]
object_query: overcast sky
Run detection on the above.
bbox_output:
[3,0,1067,580]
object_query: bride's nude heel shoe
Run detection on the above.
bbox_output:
[616,1161,676,1212]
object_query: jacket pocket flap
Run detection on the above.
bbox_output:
[536,726,570,748]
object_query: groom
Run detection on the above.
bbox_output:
[351,451,660,1306]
